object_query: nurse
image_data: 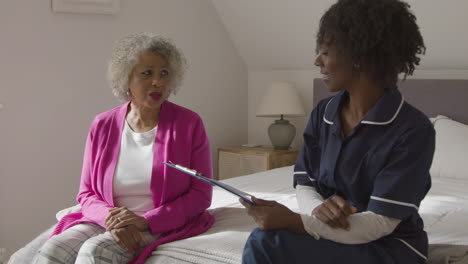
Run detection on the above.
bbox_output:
[240,0,435,263]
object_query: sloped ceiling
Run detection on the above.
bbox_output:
[212,0,468,71]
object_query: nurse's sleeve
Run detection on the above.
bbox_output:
[368,123,435,221]
[296,185,324,216]
[300,211,400,244]
[293,105,322,188]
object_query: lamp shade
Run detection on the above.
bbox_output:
[256,82,306,117]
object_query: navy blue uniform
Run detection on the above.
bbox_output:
[243,88,435,264]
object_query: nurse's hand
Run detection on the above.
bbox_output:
[105,207,149,232]
[312,195,357,230]
[240,197,307,234]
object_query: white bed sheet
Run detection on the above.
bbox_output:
[9,166,468,264]
[421,177,468,245]
[148,166,468,263]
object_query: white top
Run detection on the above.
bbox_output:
[296,185,401,244]
[113,121,157,215]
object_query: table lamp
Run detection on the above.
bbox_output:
[256,82,306,150]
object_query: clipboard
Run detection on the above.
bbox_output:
[163,162,256,205]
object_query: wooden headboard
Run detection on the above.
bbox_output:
[313,79,468,124]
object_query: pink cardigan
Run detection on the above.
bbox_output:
[50,101,214,264]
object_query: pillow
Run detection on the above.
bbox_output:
[429,115,450,124]
[429,115,468,180]
[55,204,81,221]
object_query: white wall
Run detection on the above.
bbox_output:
[248,69,468,148]
[212,0,468,72]
[0,0,247,259]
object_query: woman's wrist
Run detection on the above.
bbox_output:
[142,219,149,231]
[139,216,149,231]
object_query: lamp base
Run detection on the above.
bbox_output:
[268,119,295,150]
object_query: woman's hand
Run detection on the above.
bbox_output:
[110,225,148,254]
[240,197,306,234]
[312,195,357,230]
[105,207,149,232]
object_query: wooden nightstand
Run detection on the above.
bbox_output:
[217,145,299,180]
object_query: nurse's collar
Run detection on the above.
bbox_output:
[323,89,405,126]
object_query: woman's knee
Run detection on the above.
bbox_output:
[38,239,60,255]
[77,234,132,262]
[78,237,113,256]
[35,239,76,264]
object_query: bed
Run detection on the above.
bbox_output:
[9,79,468,264]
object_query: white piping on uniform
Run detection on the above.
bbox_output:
[361,97,405,125]
[370,196,419,210]
[394,238,427,260]
[323,98,334,125]
[293,171,307,175]
[293,171,316,181]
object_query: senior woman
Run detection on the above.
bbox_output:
[34,33,214,264]
[241,0,434,263]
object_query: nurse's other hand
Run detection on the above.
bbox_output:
[240,197,306,234]
[312,195,357,230]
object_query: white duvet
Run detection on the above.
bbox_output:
[9,166,468,264]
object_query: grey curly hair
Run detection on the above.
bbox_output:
[107,32,187,102]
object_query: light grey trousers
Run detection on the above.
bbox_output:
[33,223,159,264]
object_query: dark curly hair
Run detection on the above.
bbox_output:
[316,0,425,89]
